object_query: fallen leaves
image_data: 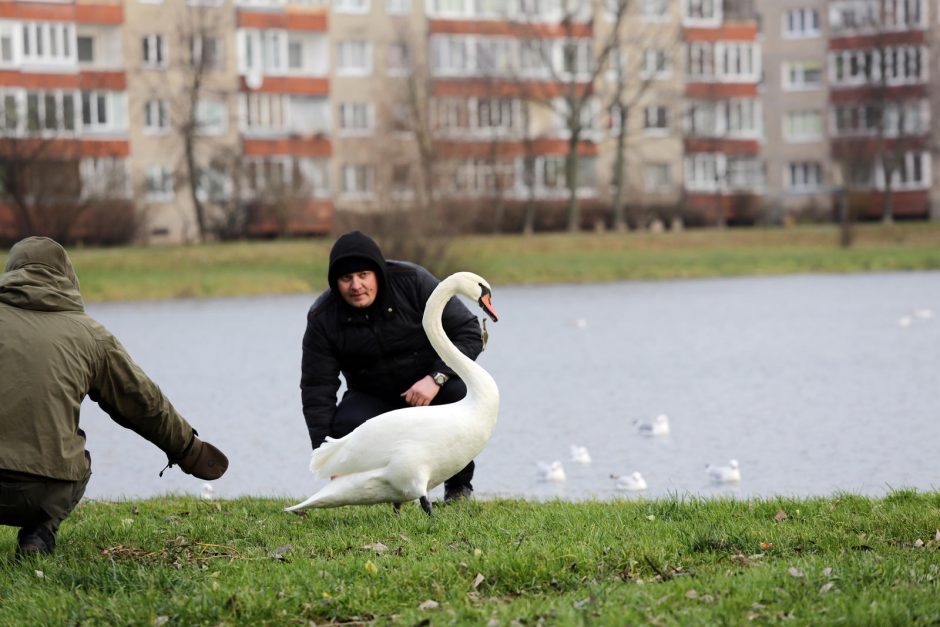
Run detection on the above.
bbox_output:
[364,560,379,574]
[418,599,439,610]
[100,536,241,567]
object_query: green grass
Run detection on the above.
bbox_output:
[3,222,940,302]
[2,493,939,624]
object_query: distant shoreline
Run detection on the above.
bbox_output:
[3,222,939,302]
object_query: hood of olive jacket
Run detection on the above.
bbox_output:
[0,237,196,481]
[0,236,84,312]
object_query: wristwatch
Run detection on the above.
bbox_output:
[431,372,450,386]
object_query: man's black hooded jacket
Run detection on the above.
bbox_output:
[300,231,484,449]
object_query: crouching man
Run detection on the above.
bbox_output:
[0,236,228,558]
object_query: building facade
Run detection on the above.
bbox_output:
[0,0,935,245]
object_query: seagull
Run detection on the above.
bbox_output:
[537,461,567,482]
[570,445,592,465]
[706,459,741,483]
[611,471,647,491]
[635,414,670,437]
[913,308,934,319]
[200,483,215,500]
[898,315,913,328]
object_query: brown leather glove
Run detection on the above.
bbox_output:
[177,435,229,480]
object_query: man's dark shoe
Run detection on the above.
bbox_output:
[444,484,473,504]
[15,527,55,559]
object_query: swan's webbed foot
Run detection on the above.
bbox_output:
[392,502,402,514]
[419,496,433,516]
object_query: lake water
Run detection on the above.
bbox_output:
[78,272,940,503]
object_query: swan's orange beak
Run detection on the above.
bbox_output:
[479,290,498,322]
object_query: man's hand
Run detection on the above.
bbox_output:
[401,375,441,407]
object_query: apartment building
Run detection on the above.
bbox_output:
[0,0,935,245]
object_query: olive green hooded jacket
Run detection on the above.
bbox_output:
[0,237,195,481]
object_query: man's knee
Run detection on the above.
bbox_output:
[0,470,88,534]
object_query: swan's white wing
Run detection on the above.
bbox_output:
[311,403,477,478]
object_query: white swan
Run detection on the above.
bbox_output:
[611,471,647,491]
[569,445,592,465]
[537,461,566,482]
[285,272,500,515]
[635,414,670,437]
[706,459,741,483]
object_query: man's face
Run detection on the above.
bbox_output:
[337,270,378,308]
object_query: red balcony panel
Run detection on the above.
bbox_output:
[685,192,762,222]
[240,75,329,95]
[0,71,77,89]
[0,138,129,158]
[246,199,333,237]
[79,71,126,90]
[685,82,759,99]
[433,79,589,99]
[684,137,760,155]
[238,10,327,31]
[829,84,928,102]
[684,23,758,42]
[75,4,123,25]
[243,137,332,158]
[829,30,926,50]
[831,136,928,158]
[855,190,929,219]
[429,19,592,38]
[434,138,597,158]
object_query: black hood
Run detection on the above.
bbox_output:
[327,230,389,304]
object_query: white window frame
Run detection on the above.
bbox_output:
[336,40,372,76]
[643,105,669,134]
[681,0,721,27]
[783,8,821,39]
[334,0,370,14]
[338,101,375,136]
[785,161,823,192]
[386,0,410,14]
[783,60,824,91]
[715,42,760,83]
[641,48,672,80]
[339,163,375,199]
[142,33,166,69]
[144,98,168,134]
[783,110,823,143]
[144,164,175,202]
[195,98,228,135]
[20,21,76,68]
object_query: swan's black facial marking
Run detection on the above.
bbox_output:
[478,283,498,322]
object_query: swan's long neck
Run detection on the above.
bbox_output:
[423,277,498,414]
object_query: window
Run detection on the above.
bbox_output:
[391,163,411,196]
[716,42,759,82]
[21,21,75,66]
[641,0,669,21]
[784,110,822,142]
[340,163,375,198]
[644,163,671,192]
[142,34,166,68]
[886,151,929,190]
[81,157,129,199]
[338,102,374,135]
[641,49,671,79]
[829,0,879,32]
[144,99,168,133]
[192,35,223,71]
[783,60,823,90]
[783,8,821,38]
[81,90,126,132]
[336,40,371,76]
[830,49,878,86]
[196,165,231,201]
[608,103,626,136]
[687,42,713,79]
[386,0,410,14]
[0,25,15,65]
[195,98,227,135]
[77,36,94,63]
[387,42,411,75]
[145,165,174,201]
[561,39,592,77]
[21,90,77,134]
[643,105,669,132]
[241,93,286,133]
[288,96,330,134]
[682,0,720,26]
[685,153,720,191]
[786,161,823,191]
[335,0,370,13]
[881,45,926,85]
[832,103,881,136]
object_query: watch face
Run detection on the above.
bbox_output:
[433,373,447,385]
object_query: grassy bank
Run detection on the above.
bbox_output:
[1,493,938,624]
[2,222,940,302]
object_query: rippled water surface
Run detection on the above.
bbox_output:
[79,272,940,503]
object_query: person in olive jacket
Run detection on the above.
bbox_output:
[0,236,228,558]
[301,231,484,503]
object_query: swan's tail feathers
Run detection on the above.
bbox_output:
[284,468,404,511]
[309,436,344,476]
